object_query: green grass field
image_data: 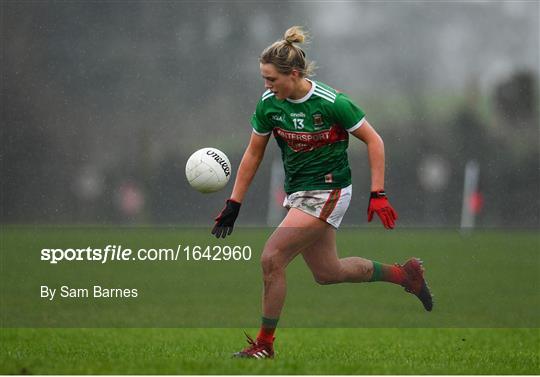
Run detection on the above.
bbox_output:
[1,227,539,374]
[1,328,538,374]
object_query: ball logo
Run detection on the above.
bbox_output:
[206,150,231,177]
[186,147,231,193]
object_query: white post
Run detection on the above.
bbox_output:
[266,158,286,226]
[460,160,480,231]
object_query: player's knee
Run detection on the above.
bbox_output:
[260,249,284,277]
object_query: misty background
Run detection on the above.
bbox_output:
[2,1,539,228]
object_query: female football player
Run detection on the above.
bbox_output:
[212,26,432,359]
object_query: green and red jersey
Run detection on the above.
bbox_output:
[251,79,366,194]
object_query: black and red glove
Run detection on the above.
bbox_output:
[212,199,241,238]
[367,191,398,229]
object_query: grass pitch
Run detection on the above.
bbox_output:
[1,328,538,374]
[1,227,539,374]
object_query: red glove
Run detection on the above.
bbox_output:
[367,191,398,229]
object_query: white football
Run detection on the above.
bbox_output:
[185,148,232,193]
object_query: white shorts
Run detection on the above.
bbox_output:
[282,185,352,229]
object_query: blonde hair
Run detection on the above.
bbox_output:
[260,26,316,77]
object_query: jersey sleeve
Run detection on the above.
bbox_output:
[250,99,273,136]
[333,93,366,132]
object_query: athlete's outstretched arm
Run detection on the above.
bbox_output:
[212,132,270,238]
[351,120,398,229]
[230,132,271,203]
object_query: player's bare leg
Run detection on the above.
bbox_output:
[234,208,327,359]
[261,208,328,318]
[301,226,374,284]
[301,229,433,311]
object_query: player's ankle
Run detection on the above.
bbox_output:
[256,334,275,345]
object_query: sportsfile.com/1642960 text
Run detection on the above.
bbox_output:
[40,245,253,264]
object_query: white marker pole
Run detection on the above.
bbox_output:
[460,160,480,231]
[267,158,286,226]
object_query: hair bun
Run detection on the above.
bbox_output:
[259,25,316,77]
[284,26,306,45]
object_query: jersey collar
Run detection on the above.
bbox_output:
[286,79,315,104]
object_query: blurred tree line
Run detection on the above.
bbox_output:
[2,2,538,228]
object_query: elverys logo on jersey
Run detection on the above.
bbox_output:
[206,150,231,177]
[273,124,348,153]
[290,112,305,118]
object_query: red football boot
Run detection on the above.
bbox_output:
[400,258,434,311]
[233,333,274,359]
